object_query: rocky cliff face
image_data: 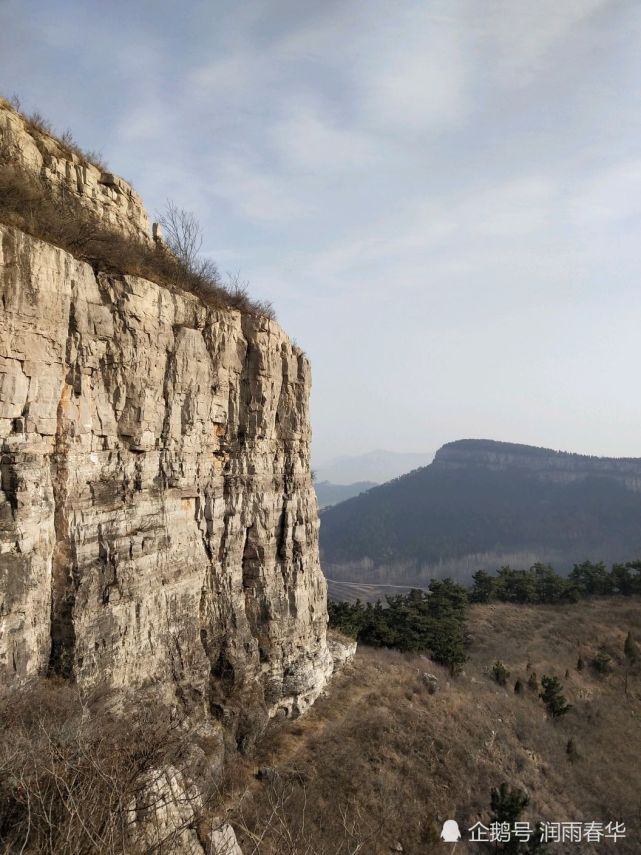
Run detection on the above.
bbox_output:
[434,439,641,492]
[0,100,337,739]
[0,101,149,241]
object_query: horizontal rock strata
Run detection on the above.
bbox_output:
[0,222,334,729]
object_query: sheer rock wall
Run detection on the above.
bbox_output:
[0,223,333,724]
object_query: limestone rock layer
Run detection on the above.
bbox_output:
[0,223,332,719]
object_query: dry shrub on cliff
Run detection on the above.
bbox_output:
[1,95,107,171]
[0,680,215,854]
[0,114,274,319]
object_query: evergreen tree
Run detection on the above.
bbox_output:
[490,784,532,853]
[569,561,613,596]
[531,562,574,604]
[492,660,510,686]
[470,569,495,603]
[491,782,529,823]
[540,675,571,718]
[514,679,524,695]
[610,563,635,595]
[527,672,538,691]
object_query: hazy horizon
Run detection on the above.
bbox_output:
[3,0,641,462]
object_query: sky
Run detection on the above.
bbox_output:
[2,0,641,464]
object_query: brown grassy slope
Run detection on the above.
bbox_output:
[229,599,641,854]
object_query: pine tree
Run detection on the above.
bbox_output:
[490,783,530,853]
[514,679,524,695]
[527,672,538,691]
[576,656,584,671]
[491,782,529,822]
[540,675,571,718]
[470,569,495,603]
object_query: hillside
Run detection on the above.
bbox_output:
[320,439,641,587]
[226,597,641,853]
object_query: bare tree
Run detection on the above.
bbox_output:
[157,200,203,271]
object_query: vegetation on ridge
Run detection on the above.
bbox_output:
[0,95,274,319]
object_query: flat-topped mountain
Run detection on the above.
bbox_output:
[320,439,641,589]
[435,439,641,491]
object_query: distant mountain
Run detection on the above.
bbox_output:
[315,480,378,509]
[314,449,434,486]
[320,439,641,586]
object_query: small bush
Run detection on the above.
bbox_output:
[566,738,579,762]
[491,660,510,686]
[592,649,612,675]
[25,109,54,136]
[60,127,108,170]
[624,631,638,664]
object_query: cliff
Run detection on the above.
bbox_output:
[434,439,641,492]
[0,100,336,733]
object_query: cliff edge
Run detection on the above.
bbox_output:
[0,99,336,738]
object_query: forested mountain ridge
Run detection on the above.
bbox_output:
[320,439,641,583]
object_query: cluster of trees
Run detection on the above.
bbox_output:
[328,580,468,673]
[492,662,571,718]
[328,558,640,675]
[470,560,641,605]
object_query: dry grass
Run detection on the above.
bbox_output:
[2,95,107,170]
[0,153,273,318]
[0,97,274,319]
[230,598,641,853]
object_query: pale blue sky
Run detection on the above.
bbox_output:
[2,0,641,463]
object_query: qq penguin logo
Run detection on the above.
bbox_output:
[440,819,462,843]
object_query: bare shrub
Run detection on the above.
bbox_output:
[0,153,274,318]
[233,771,381,855]
[0,680,217,854]
[60,128,108,171]
[25,110,54,136]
